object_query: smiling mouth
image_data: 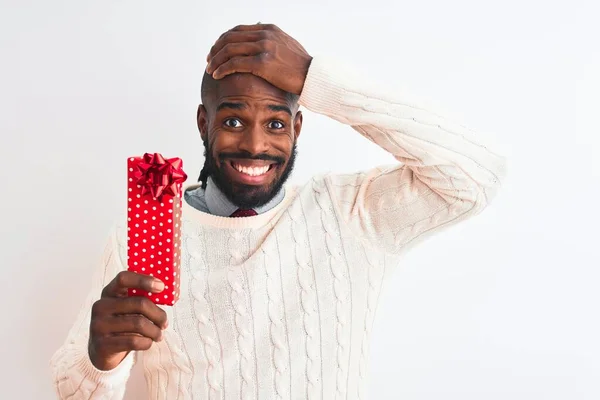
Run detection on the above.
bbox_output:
[230,161,277,177]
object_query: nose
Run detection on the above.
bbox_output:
[237,124,270,155]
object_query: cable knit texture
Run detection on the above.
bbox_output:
[288,204,320,399]
[50,55,506,399]
[187,226,223,398]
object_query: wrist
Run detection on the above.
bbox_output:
[72,343,135,386]
[89,343,129,371]
[297,55,313,95]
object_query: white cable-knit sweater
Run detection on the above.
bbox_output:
[50,56,506,399]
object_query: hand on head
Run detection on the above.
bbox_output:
[205,23,312,95]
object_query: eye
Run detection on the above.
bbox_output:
[268,120,285,129]
[223,118,243,128]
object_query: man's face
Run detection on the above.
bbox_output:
[197,73,303,209]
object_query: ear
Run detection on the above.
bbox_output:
[197,104,208,142]
[293,110,303,141]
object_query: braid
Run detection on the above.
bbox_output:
[198,139,210,189]
[198,162,209,189]
[199,71,216,190]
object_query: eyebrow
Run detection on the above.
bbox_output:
[216,102,292,116]
[216,102,246,112]
[267,104,292,116]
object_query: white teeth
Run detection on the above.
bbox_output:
[234,163,270,176]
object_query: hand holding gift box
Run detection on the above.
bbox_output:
[127,153,187,306]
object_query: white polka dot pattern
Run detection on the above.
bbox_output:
[126,156,184,306]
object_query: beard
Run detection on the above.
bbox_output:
[201,141,297,209]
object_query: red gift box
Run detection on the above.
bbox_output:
[126,153,187,306]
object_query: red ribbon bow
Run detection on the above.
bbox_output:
[134,153,187,200]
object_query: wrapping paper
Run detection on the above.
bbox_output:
[126,153,187,305]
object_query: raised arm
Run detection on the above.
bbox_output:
[299,56,507,254]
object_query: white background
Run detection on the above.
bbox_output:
[1,0,599,399]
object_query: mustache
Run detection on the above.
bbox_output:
[218,151,285,164]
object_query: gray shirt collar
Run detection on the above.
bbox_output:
[189,177,285,217]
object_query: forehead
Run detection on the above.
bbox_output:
[213,73,292,107]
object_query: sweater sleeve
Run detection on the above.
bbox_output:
[299,56,507,255]
[50,221,134,399]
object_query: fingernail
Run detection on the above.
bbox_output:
[164,320,169,329]
[152,279,165,292]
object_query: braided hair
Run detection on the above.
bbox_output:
[197,139,210,189]
[197,71,217,190]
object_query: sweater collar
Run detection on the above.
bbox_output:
[182,182,295,229]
